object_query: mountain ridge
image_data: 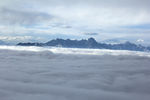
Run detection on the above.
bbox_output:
[17,37,150,52]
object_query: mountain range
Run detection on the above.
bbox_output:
[17,38,150,52]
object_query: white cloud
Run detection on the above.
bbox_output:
[137,39,144,43]
[0,36,32,41]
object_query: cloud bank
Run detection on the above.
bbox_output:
[0,48,150,100]
[0,46,150,57]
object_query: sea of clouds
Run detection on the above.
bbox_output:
[0,45,150,57]
[0,46,150,100]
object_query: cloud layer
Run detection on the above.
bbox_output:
[0,48,150,100]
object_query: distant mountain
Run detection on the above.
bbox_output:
[0,40,7,45]
[45,38,99,48]
[17,42,44,46]
[17,38,150,52]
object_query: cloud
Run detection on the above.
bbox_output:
[0,0,150,44]
[30,0,150,26]
[0,36,32,41]
[0,47,150,100]
[0,8,53,25]
[84,33,99,36]
[1,0,150,26]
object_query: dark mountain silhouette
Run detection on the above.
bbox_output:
[17,42,43,46]
[17,38,150,52]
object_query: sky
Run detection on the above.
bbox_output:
[0,0,150,45]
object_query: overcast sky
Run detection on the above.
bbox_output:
[0,0,150,44]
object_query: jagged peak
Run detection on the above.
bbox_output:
[88,37,97,42]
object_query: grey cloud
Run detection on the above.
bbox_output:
[1,0,150,26]
[50,23,72,28]
[0,8,53,25]
[29,0,150,10]
[84,32,99,36]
